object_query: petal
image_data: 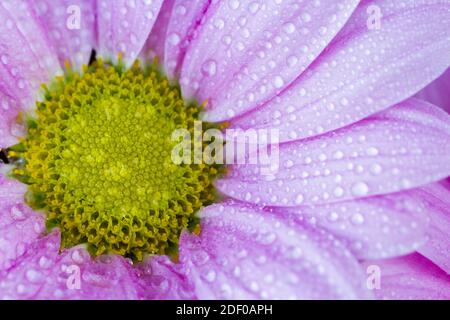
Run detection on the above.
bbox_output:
[96,0,163,67]
[0,0,62,108]
[415,68,450,113]
[0,169,26,201]
[0,230,144,300]
[176,201,371,299]
[362,253,450,300]
[232,0,450,143]
[179,0,359,121]
[140,0,176,63]
[276,190,430,260]
[137,255,196,300]
[0,92,23,148]
[30,0,96,70]
[139,0,212,77]
[0,171,45,271]
[217,99,450,206]
[415,181,450,274]
[162,0,212,79]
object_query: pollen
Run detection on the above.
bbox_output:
[10,59,222,262]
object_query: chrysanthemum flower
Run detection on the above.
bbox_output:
[0,0,449,300]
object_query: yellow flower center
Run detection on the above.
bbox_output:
[10,59,222,261]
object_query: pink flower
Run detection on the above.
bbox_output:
[1,0,450,300]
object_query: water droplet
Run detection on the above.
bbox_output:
[301,13,312,22]
[351,182,369,196]
[370,163,382,175]
[328,211,339,222]
[295,193,304,204]
[226,109,235,118]
[284,160,294,168]
[283,22,296,34]
[264,273,274,283]
[248,2,260,13]
[1,54,8,65]
[220,283,233,298]
[273,76,284,88]
[26,269,43,283]
[201,59,217,77]
[213,18,225,29]
[168,33,180,45]
[203,270,216,282]
[333,187,344,197]
[229,0,240,10]
[71,249,84,264]
[175,5,187,15]
[39,256,52,269]
[11,206,26,221]
[287,55,298,67]
[351,213,365,225]
[333,150,344,159]
[366,147,379,156]
[291,247,303,258]
[250,281,259,292]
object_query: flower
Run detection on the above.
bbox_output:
[1,0,450,300]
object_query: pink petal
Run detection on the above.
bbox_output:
[415,67,450,113]
[96,0,163,67]
[362,253,450,300]
[0,230,144,300]
[232,0,450,143]
[276,190,430,260]
[415,181,450,274]
[140,0,211,78]
[179,0,359,121]
[217,99,450,206]
[162,0,213,79]
[140,0,176,63]
[175,201,371,299]
[30,0,96,70]
[0,172,45,271]
[0,0,62,109]
[0,93,23,148]
[0,170,26,201]
[137,255,195,300]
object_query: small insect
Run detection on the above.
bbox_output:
[0,148,9,164]
[88,49,97,66]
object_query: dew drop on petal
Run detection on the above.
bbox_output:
[282,22,296,34]
[351,213,365,225]
[333,187,344,197]
[168,33,180,46]
[295,193,304,204]
[370,163,383,175]
[201,59,217,77]
[203,270,216,283]
[273,76,284,88]
[351,182,369,197]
